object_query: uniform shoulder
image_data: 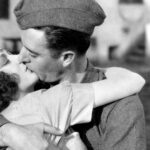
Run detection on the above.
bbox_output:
[101,95,144,127]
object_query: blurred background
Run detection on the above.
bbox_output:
[0,0,150,148]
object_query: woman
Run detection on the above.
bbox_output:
[0,49,145,149]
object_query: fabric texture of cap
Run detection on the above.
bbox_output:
[14,0,106,35]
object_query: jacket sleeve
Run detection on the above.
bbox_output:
[101,95,146,150]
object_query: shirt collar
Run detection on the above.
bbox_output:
[81,60,102,83]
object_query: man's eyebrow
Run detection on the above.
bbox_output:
[24,46,39,55]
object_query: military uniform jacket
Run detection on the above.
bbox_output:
[71,63,146,150]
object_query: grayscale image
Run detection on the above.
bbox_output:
[0,0,148,150]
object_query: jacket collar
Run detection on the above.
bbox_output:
[81,60,105,83]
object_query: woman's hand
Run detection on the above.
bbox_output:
[0,122,63,150]
[58,132,87,150]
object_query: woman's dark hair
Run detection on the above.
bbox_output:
[35,26,91,58]
[0,72,19,112]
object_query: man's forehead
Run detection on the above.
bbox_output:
[21,28,47,54]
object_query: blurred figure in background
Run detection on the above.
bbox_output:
[113,0,150,61]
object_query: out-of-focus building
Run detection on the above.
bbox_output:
[87,0,146,65]
[0,0,148,59]
[0,0,21,53]
[0,0,19,37]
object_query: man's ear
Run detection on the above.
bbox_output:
[60,51,75,67]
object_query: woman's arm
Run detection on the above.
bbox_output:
[92,67,145,107]
[70,67,145,125]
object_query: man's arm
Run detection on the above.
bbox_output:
[101,95,146,150]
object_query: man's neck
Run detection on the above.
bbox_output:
[61,56,88,83]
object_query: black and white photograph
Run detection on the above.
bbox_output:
[0,0,148,150]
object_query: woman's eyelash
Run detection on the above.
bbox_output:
[6,50,13,54]
[0,54,9,68]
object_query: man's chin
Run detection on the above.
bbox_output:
[44,77,61,85]
[38,75,46,82]
[38,74,61,84]
[49,79,60,86]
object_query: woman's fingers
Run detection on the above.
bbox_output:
[26,123,64,136]
[42,123,63,135]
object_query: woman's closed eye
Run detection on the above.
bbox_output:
[6,49,13,55]
[0,54,9,68]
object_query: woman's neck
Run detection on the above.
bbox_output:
[18,87,35,99]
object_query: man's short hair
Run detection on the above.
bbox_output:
[36,26,91,58]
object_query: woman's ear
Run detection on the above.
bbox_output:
[60,51,75,67]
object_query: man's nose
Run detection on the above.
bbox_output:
[19,48,30,64]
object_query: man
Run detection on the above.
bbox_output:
[0,0,146,150]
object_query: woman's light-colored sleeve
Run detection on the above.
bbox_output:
[70,83,95,125]
[40,82,95,128]
[1,91,43,124]
[40,82,73,131]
